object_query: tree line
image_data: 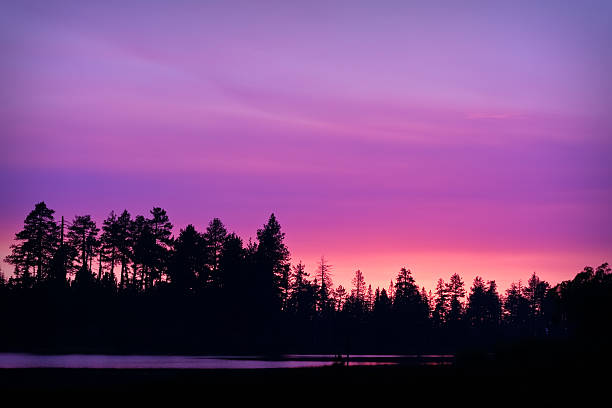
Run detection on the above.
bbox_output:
[1,201,610,354]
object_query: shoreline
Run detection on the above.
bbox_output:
[0,363,589,390]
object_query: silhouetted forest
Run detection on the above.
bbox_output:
[1,201,610,355]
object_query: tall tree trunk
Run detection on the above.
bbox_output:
[110,248,116,284]
[120,259,126,289]
[98,251,103,282]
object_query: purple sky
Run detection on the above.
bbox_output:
[1,0,611,292]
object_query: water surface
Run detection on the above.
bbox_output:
[0,353,452,369]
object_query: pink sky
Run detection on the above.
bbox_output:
[1,1,611,292]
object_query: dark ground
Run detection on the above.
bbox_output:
[0,358,601,391]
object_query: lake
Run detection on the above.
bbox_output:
[0,353,454,369]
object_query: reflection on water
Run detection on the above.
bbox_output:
[0,353,453,369]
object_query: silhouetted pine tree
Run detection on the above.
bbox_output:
[4,202,59,287]
[446,273,465,324]
[523,272,550,335]
[366,284,374,312]
[352,270,367,302]
[420,287,432,319]
[432,278,448,327]
[347,269,367,315]
[374,288,392,316]
[388,280,395,303]
[129,215,152,290]
[101,211,120,286]
[466,276,487,327]
[115,210,132,290]
[316,256,334,314]
[288,261,316,318]
[485,280,502,328]
[148,207,173,288]
[48,216,69,287]
[393,267,428,326]
[204,218,227,289]
[255,213,290,313]
[334,285,347,312]
[169,224,205,293]
[67,215,99,287]
[504,281,530,331]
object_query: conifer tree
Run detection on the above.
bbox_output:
[101,211,120,285]
[255,213,290,311]
[316,256,334,313]
[170,224,206,292]
[446,273,466,323]
[116,210,132,289]
[432,278,448,326]
[67,215,99,285]
[334,285,347,312]
[5,202,59,286]
[351,269,367,304]
[148,207,173,287]
[204,218,228,288]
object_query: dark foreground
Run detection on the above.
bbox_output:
[0,353,604,391]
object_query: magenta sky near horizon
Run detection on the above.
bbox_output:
[1,1,611,293]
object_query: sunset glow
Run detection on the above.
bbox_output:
[2,0,611,291]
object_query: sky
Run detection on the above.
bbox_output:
[1,0,611,293]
